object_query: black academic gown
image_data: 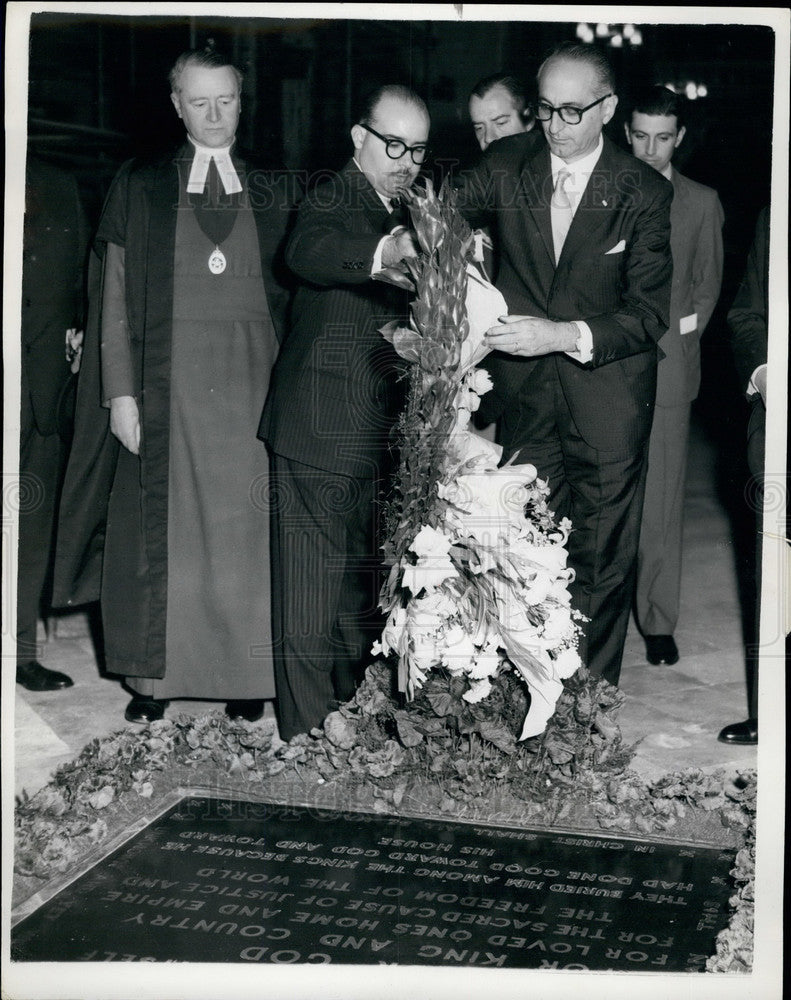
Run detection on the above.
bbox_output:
[52,145,296,679]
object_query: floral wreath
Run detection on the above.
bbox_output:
[373,178,585,739]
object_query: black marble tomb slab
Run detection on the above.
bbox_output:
[12,797,734,970]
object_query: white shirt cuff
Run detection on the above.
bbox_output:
[371,235,391,275]
[748,363,767,397]
[565,321,593,363]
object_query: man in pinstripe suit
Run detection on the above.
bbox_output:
[259,85,430,739]
[459,43,673,687]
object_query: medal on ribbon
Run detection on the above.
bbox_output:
[208,246,226,274]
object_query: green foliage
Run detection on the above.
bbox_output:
[14,714,278,879]
[707,772,756,973]
[380,178,476,572]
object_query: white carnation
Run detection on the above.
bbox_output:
[541,606,574,645]
[462,677,492,704]
[410,524,452,558]
[469,642,502,679]
[441,627,476,673]
[470,368,493,395]
[553,646,581,679]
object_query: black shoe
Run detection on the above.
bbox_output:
[16,660,74,691]
[225,699,264,722]
[717,718,757,745]
[645,634,679,665]
[125,696,168,724]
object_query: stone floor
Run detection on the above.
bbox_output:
[12,412,759,800]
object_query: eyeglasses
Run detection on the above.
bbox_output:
[359,123,428,164]
[533,93,613,125]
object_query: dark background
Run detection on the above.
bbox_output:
[22,12,780,637]
[26,14,775,242]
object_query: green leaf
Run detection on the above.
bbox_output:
[413,716,448,736]
[391,778,409,809]
[395,714,425,747]
[544,734,576,765]
[323,711,359,750]
[87,786,115,810]
[478,722,517,755]
[426,690,462,718]
[373,267,415,292]
[634,813,657,834]
[390,326,424,364]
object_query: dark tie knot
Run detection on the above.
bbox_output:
[384,197,409,234]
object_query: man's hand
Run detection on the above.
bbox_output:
[110,395,141,455]
[484,316,578,357]
[381,229,419,268]
[65,328,84,373]
[752,364,768,406]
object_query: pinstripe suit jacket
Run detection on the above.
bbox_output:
[458,133,673,453]
[259,161,409,478]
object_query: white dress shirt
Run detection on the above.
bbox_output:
[549,136,605,214]
[349,159,403,275]
[550,137,606,365]
[371,193,402,275]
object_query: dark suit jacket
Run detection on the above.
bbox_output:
[259,160,410,479]
[728,207,769,482]
[22,157,89,435]
[657,169,724,407]
[457,133,673,453]
[729,207,769,392]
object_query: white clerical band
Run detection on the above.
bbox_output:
[187,146,243,195]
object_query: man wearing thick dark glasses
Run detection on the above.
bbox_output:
[260,85,430,738]
[458,42,673,689]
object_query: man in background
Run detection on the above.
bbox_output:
[468,73,535,151]
[16,156,88,693]
[717,207,770,746]
[260,85,429,739]
[625,85,724,667]
[466,73,542,296]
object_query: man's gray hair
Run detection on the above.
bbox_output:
[169,46,243,94]
[537,41,616,97]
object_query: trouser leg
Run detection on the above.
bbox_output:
[271,455,381,739]
[562,434,648,685]
[635,402,691,636]
[746,401,765,719]
[16,393,62,665]
[508,370,648,686]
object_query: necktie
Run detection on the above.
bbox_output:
[385,196,408,234]
[551,168,574,264]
